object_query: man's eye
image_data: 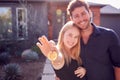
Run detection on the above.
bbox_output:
[73,15,79,18]
[75,36,78,38]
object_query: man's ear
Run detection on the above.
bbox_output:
[89,10,92,18]
[89,10,93,22]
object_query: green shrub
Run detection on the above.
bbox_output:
[3,63,23,80]
[21,49,39,61]
[0,52,10,65]
[31,45,43,55]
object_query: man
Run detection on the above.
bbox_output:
[37,0,120,80]
[67,0,120,80]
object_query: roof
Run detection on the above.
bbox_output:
[101,5,120,14]
[88,2,105,8]
[0,0,70,2]
[0,0,106,8]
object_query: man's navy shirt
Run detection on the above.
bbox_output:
[80,23,120,80]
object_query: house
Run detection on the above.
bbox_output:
[100,5,120,41]
[0,0,48,54]
[0,0,104,54]
[48,1,105,39]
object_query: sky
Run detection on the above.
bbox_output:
[86,0,120,9]
[0,8,9,15]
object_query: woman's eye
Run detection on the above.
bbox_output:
[75,36,78,39]
[68,33,72,37]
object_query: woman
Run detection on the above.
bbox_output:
[36,21,86,80]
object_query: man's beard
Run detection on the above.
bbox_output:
[79,21,90,31]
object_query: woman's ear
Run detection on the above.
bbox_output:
[70,16,73,21]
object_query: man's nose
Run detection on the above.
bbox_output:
[78,15,83,21]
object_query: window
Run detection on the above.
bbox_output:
[0,7,12,40]
[16,8,27,39]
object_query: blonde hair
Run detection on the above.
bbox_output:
[57,21,82,66]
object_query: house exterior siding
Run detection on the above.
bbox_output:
[101,14,120,41]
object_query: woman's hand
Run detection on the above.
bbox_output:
[74,67,86,78]
[36,35,52,57]
[36,35,57,58]
[55,76,60,80]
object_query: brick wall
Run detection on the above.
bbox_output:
[90,6,101,25]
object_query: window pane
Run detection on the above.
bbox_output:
[0,7,12,40]
[16,8,27,39]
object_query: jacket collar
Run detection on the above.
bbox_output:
[91,23,101,37]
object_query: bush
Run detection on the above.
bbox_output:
[0,52,10,65]
[31,45,43,55]
[3,63,23,80]
[21,49,39,62]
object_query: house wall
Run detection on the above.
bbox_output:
[48,2,68,40]
[27,2,48,45]
[90,6,101,25]
[101,14,120,41]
